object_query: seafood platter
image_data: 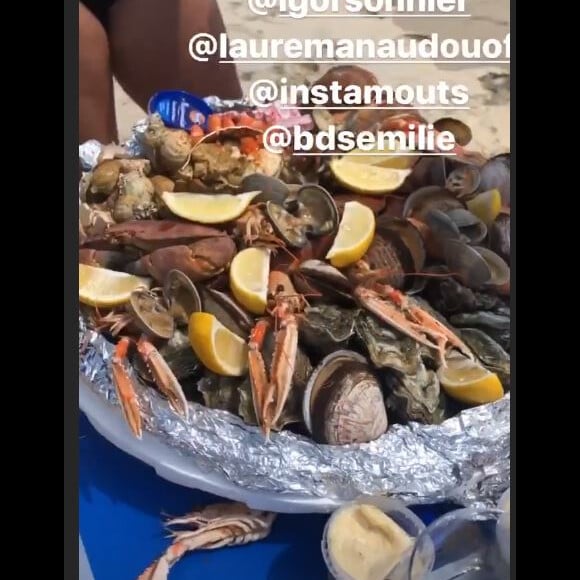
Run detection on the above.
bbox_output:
[79,66,510,513]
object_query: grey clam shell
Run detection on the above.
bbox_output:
[303,350,388,445]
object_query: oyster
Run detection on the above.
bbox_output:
[303,350,388,445]
[158,329,201,381]
[197,373,241,415]
[381,364,444,424]
[355,311,433,375]
[459,328,510,389]
[299,304,358,356]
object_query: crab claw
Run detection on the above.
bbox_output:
[110,337,143,439]
[128,237,237,284]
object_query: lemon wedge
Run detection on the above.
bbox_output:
[466,189,503,226]
[79,264,151,308]
[330,158,411,196]
[229,247,270,315]
[437,356,504,405]
[325,201,376,268]
[189,312,248,376]
[341,143,417,170]
[161,191,261,224]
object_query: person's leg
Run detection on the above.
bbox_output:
[79,2,118,143]
[108,0,242,112]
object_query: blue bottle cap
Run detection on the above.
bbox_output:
[148,90,214,131]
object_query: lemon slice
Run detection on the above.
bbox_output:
[189,312,248,376]
[229,247,270,315]
[79,264,151,307]
[437,356,504,405]
[330,158,411,196]
[325,201,376,268]
[466,189,502,226]
[341,143,417,170]
[161,191,261,224]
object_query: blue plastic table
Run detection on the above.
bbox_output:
[80,413,455,580]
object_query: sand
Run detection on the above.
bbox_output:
[113,0,509,156]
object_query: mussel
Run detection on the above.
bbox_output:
[479,153,510,206]
[303,350,388,445]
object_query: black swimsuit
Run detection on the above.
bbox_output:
[82,0,117,30]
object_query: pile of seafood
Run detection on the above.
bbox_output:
[79,66,510,505]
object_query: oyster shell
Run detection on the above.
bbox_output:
[355,311,433,375]
[381,365,444,424]
[459,328,510,389]
[299,304,358,356]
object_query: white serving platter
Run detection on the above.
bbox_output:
[79,374,343,514]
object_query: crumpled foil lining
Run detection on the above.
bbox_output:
[78,107,510,508]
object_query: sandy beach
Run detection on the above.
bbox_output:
[113,0,509,156]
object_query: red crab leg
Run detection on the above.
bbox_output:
[110,337,142,439]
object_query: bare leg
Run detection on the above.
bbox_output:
[109,0,243,112]
[79,2,118,143]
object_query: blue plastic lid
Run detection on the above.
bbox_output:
[148,90,213,131]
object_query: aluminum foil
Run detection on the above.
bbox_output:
[78,110,510,508]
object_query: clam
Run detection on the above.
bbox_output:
[163,270,203,327]
[265,201,308,248]
[241,173,290,205]
[299,304,358,355]
[303,350,388,445]
[126,289,175,340]
[479,153,510,206]
[291,185,339,237]
[459,328,510,389]
[445,163,481,198]
[433,118,473,146]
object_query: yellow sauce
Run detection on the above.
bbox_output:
[327,504,413,580]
